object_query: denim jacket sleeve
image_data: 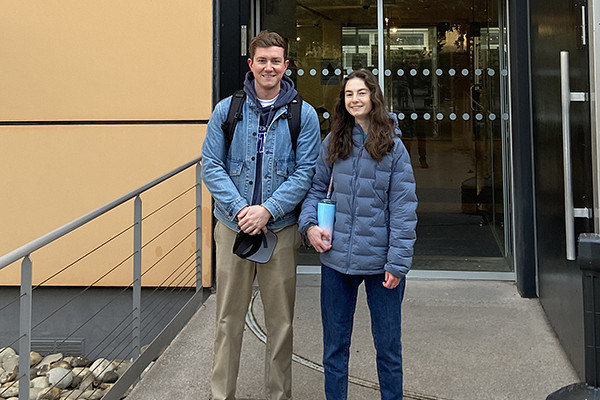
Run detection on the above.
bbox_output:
[261,103,321,220]
[385,139,418,277]
[298,134,332,234]
[201,98,248,221]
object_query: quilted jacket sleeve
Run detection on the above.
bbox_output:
[385,139,418,278]
[298,134,332,235]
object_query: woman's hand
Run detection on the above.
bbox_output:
[307,225,332,253]
[382,271,401,289]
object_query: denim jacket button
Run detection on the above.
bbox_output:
[252,132,257,136]
[251,156,255,161]
[249,181,253,185]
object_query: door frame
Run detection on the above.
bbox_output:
[249,0,516,281]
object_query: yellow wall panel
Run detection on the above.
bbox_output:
[0,124,213,287]
[0,0,212,121]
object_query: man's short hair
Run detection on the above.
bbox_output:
[249,30,288,60]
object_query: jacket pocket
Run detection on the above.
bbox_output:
[227,158,244,176]
[275,159,295,178]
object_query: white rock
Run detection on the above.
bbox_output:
[37,354,63,368]
[0,347,17,364]
[2,354,19,374]
[59,389,85,400]
[83,389,104,400]
[0,384,19,397]
[113,359,132,376]
[30,351,43,367]
[75,368,95,391]
[31,375,49,388]
[30,387,43,399]
[36,386,61,400]
[0,369,17,384]
[89,358,115,381]
[47,367,73,389]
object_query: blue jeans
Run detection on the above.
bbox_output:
[321,265,405,400]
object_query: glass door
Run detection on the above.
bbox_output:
[258,0,512,273]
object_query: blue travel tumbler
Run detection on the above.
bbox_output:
[317,199,336,245]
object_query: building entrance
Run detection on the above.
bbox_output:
[258,0,512,274]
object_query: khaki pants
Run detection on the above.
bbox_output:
[211,221,300,400]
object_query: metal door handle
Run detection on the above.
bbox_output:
[560,51,593,260]
[561,51,577,260]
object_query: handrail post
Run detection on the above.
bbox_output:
[133,196,142,359]
[195,162,202,292]
[19,256,32,400]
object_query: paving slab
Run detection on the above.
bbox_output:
[126,277,579,400]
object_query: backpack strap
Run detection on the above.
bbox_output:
[286,93,303,154]
[221,90,246,152]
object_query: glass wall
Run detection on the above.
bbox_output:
[260,0,512,272]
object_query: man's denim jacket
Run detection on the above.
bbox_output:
[201,94,321,232]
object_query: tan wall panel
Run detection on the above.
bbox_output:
[0,124,212,286]
[0,0,212,121]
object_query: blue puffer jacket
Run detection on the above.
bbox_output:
[298,124,418,277]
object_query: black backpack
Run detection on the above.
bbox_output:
[221,89,303,154]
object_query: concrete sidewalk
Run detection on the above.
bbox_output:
[126,276,579,400]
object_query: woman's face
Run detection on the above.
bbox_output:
[344,78,373,122]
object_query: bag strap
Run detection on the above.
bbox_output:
[221,90,246,152]
[326,164,335,200]
[286,93,303,154]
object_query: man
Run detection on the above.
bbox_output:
[201,30,320,400]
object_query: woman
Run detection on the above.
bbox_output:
[298,69,417,400]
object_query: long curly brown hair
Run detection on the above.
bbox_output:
[327,69,395,162]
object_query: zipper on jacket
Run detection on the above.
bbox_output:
[345,141,364,272]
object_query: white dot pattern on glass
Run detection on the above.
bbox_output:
[294,68,498,78]
[293,68,507,122]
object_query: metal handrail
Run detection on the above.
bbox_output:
[0,156,202,270]
[0,156,205,400]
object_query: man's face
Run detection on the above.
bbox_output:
[248,46,289,97]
